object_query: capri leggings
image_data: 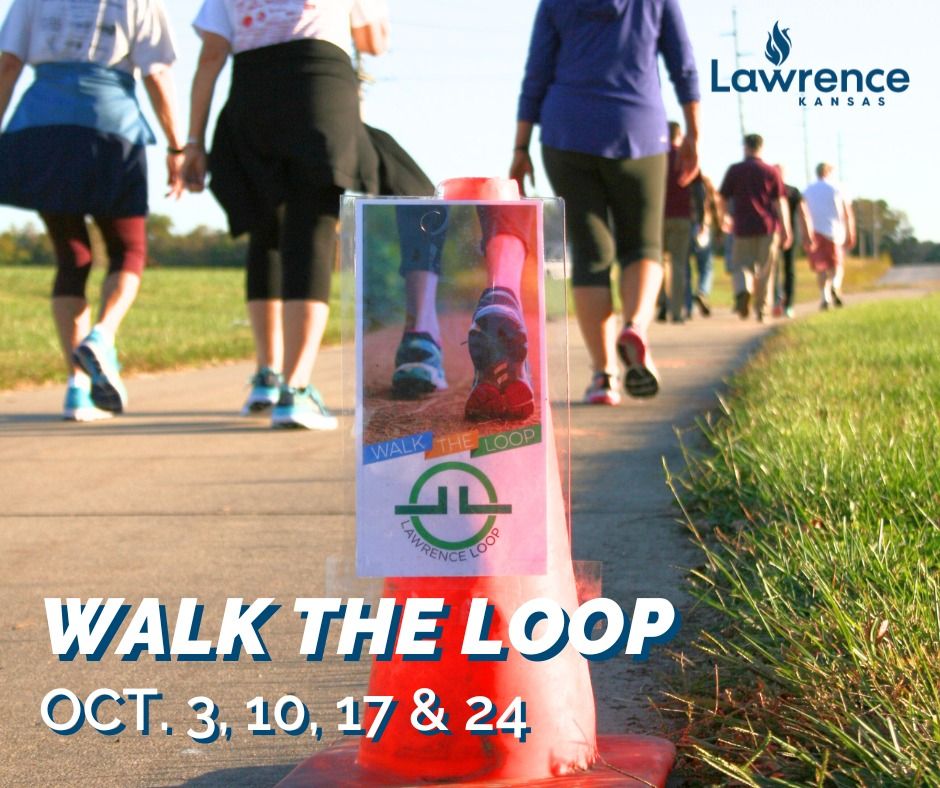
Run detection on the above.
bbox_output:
[245,184,343,302]
[396,205,533,277]
[542,147,666,287]
[42,214,147,298]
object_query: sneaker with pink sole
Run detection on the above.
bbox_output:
[616,325,659,398]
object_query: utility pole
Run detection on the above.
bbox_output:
[732,8,746,139]
[802,107,811,184]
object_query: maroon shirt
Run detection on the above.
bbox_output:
[664,147,692,219]
[719,156,785,237]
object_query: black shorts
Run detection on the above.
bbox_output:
[542,147,665,287]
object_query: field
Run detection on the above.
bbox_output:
[666,295,940,784]
[0,255,889,391]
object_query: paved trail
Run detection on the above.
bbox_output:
[0,286,932,787]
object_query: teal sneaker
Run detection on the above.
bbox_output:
[392,332,448,398]
[241,367,282,415]
[73,329,127,413]
[63,384,113,422]
[271,386,338,431]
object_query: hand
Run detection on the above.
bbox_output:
[781,229,794,251]
[509,149,534,196]
[677,135,699,187]
[182,145,208,193]
[845,232,856,251]
[165,152,185,200]
[803,235,815,254]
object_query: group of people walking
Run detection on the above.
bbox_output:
[0,0,855,425]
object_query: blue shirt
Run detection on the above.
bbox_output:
[518,0,699,160]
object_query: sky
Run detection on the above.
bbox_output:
[1,0,938,240]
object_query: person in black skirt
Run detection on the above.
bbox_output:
[0,0,184,420]
[182,0,391,430]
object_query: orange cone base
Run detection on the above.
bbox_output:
[276,734,675,788]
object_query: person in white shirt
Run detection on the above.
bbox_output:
[0,0,183,420]
[182,0,389,431]
[803,162,856,309]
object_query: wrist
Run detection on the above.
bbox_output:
[186,136,206,150]
[514,145,530,154]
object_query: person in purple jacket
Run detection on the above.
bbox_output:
[511,0,700,404]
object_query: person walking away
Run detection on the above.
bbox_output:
[773,165,814,318]
[686,172,717,317]
[182,0,390,430]
[0,0,184,420]
[660,120,694,323]
[802,162,855,310]
[718,134,792,322]
[511,0,700,405]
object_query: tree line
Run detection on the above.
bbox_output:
[0,202,937,267]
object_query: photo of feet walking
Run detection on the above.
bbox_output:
[359,201,544,447]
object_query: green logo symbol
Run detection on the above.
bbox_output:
[395,462,512,550]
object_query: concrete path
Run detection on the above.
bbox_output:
[0,286,933,787]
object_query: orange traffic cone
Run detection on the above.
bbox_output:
[277,178,675,787]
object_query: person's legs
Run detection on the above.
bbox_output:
[271,184,342,430]
[663,218,691,321]
[752,234,777,321]
[543,146,622,403]
[70,215,147,413]
[242,213,285,413]
[731,236,757,318]
[392,205,450,397]
[42,213,112,421]
[464,205,535,420]
[693,232,713,315]
[782,245,795,315]
[43,213,94,377]
[604,152,666,397]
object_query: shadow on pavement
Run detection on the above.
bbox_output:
[178,764,295,787]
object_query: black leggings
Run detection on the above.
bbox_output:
[42,213,147,298]
[542,147,666,287]
[245,185,342,302]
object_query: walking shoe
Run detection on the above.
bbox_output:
[241,367,282,415]
[63,384,112,422]
[392,332,448,398]
[584,371,622,406]
[693,293,712,317]
[465,287,534,421]
[772,302,784,318]
[271,386,338,430]
[784,306,795,319]
[656,303,668,323]
[833,291,844,308]
[616,325,659,398]
[73,329,127,413]
[820,300,830,311]
[734,291,750,319]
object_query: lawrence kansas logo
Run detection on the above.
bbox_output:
[395,462,510,561]
[712,21,910,107]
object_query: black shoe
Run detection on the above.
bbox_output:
[833,292,844,307]
[693,293,712,317]
[656,304,668,323]
[734,291,750,319]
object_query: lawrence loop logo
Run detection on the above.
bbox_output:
[395,462,511,561]
[711,21,910,108]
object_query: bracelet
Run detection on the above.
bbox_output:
[514,146,530,154]
[167,146,185,155]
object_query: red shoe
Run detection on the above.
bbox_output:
[616,325,659,398]
[465,288,534,421]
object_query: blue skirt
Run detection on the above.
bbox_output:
[0,124,148,216]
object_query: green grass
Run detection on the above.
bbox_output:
[0,266,343,390]
[665,296,940,785]
[0,255,890,391]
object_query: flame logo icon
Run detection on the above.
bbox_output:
[764,22,792,67]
